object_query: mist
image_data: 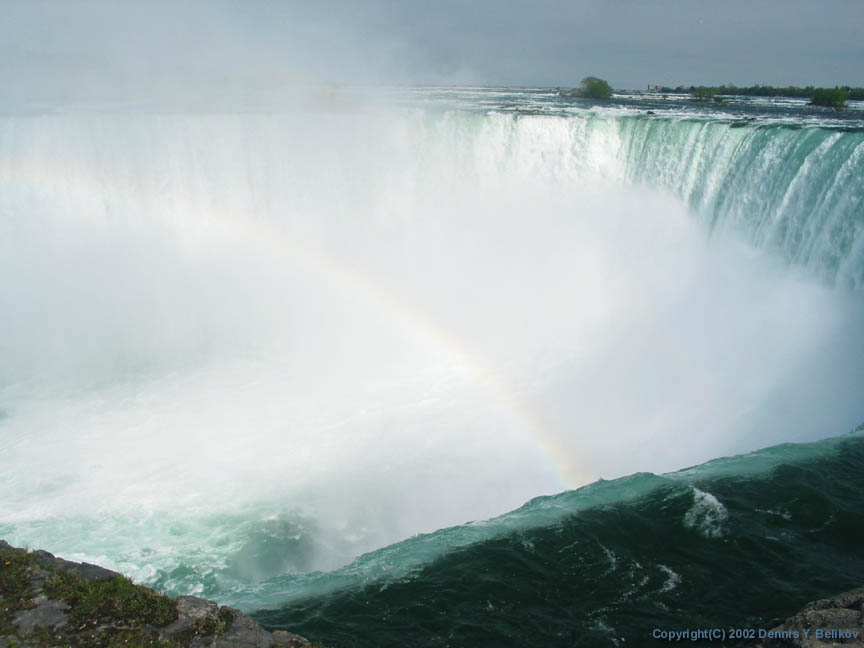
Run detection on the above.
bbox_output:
[0,1,408,107]
[2,0,863,599]
[2,105,863,588]
[3,0,863,105]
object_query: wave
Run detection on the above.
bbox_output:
[251,430,864,647]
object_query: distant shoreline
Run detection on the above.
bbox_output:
[635,83,864,101]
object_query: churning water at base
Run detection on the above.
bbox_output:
[1,88,863,645]
[251,431,864,647]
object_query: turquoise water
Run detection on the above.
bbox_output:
[617,117,864,288]
[1,88,863,646]
[253,431,864,647]
[392,87,864,287]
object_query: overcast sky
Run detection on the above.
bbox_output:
[2,0,863,101]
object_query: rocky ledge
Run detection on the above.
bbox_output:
[758,586,864,647]
[0,540,314,648]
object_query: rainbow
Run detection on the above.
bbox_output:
[0,142,590,490]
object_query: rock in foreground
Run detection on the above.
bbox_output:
[0,540,312,648]
[759,586,864,647]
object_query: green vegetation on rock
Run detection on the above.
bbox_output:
[1,546,40,636]
[44,571,177,629]
[570,76,613,100]
[2,543,179,648]
[1,541,315,648]
[809,87,848,109]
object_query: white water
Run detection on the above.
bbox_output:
[1,103,863,594]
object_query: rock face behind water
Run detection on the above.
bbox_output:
[0,540,311,648]
[758,586,864,647]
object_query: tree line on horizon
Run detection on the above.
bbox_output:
[661,84,863,106]
[563,78,861,109]
[655,84,864,100]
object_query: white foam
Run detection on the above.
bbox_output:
[683,488,729,539]
[658,564,682,592]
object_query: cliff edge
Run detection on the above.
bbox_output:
[0,540,312,648]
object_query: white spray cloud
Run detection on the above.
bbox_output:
[0,4,862,589]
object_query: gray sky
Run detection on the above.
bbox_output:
[2,0,863,101]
